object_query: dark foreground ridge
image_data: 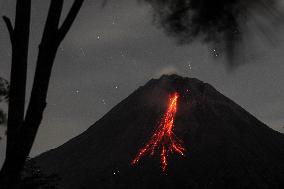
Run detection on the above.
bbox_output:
[34,74,284,189]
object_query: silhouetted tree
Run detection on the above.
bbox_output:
[0,110,6,127]
[0,78,9,126]
[0,0,84,188]
[20,158,61,189]
[0,78,9,101]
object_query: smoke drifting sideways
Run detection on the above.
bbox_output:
[140,0,284,67]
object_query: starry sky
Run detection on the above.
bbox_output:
[0,0,284,166]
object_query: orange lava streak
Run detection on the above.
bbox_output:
[131,92,185,172]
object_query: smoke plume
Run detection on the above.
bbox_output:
[141,0,284,67]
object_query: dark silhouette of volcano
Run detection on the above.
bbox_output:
[34,75,284,189]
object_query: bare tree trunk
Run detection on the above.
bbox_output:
[0,0,84,188]
[0,0,31,188]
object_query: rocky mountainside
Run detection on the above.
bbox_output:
[34,74,284,189]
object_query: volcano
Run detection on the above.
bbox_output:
[34,75,284,189]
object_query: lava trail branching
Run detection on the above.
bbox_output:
[131,92,186,172]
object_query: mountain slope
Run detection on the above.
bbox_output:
[34,74,284,189]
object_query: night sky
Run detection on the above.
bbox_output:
[0,0,284,166]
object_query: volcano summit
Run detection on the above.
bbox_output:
[34,75,284,189]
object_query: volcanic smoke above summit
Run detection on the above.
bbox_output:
[131,92,186,172]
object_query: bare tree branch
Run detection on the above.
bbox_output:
[2,16,14,43]
[0,0,83,187]
[58,0,84,42]
[41,0,64,44]
[0,0,31,187]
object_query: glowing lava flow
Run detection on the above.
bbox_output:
[131,92,186,172]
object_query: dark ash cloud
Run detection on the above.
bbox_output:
[141,0,284,66]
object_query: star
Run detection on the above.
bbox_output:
[111,16,117,25]
[187,61,192,70]
[212,49,219,57]
[113,169,120,175]
[102,99,106,105]
[80,48,86,57]
[73,89,80,95]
